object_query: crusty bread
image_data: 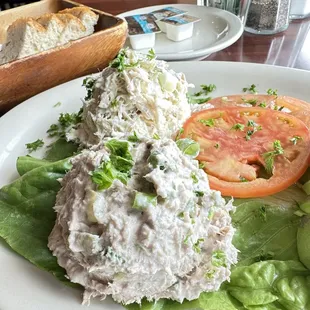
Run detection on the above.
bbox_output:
[0,7,98,65]
[59,7,98,35]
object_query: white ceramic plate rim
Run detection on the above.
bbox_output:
[118,4,243,60]
[1,62,310,310]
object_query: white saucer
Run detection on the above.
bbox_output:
[118,4,243,61]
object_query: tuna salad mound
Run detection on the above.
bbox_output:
[73,49,191,147]
[48,138,238,305]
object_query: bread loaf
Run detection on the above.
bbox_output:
[0,7,99,65]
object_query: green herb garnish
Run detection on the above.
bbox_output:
[267,88,278,96]
[128,132,140,143]
[91,140,133,190]
[176,128,184,140]
[262,140,284,175]
[53,102,61,107]
[242,98,257,106]
[82,77,95,101]
[198,119,215,127]
[26,139,44,153]
[195,191,204,197]
[193,238,205,253]
[212,250,227,267]
[290,135,302,145]
[258,102,266,108]
[243,84,258,94]
[153,133,160,140]
[191,172,199,184]
[187,83,216,104]
[199,162,205,169]
[214,143,220,149]
[231,123,245,131]
[245,120,262,141]
[147,48,156,60]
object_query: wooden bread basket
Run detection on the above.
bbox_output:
[0,0,128,113]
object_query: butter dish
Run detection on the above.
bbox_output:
[151,6,186,33]
[161,14,201,42]
[125,14,161,50]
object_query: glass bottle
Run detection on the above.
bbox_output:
[245,0,292,35]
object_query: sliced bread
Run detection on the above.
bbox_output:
[59,7,99,35]
[0,7,98,65]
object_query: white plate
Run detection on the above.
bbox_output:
[1,62,310,310]
[118,4,243,61]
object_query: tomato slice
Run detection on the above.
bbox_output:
[181,107,310,198]
[207,95,310,120]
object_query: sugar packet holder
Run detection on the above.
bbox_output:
[151,6,187,33]
[160,15,201,42]
[125,14,161,50]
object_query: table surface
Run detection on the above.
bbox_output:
[78,0,310,71]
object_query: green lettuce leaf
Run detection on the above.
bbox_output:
[0,158,74,286]
[226,260,310,309]
[232,185,306,266]
[44,138,78,161]
[17,156,52,176]
[125,291,240,310]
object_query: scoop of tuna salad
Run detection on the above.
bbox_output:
[48,138,237,305]
[72,49,191,147]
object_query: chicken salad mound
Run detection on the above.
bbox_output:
[73,49,191,147]
[48,138,238,305]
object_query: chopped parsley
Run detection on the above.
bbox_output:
[274,105,284,111]
[147,48,156,60]
[195,191,204,197]
[153,133,160,140]
[231,123,245,131]
[258,102,267,108]
[25,139,44,153]
[243,84,258,94]
[290,135,302,145]
[187,83,216,104]
[211,250,227,267]
[91,140,134,190]
[109,49,139,72]
[267,88,278,96]
[205,269,216,279]
[183,232,191,245]
[193,238,204,253]
[47,109,82,138]
[262,140,284,175]
[208,208,215,220]
[201,84,216,93]
[199,162,205,169]
[82,77,95,101]
[239,176,248,182]
[214,143,220,149]
[111,99,118,107]
[242,98,257,106]
[198,118,215,127]
[191,172,199,184]
[245,120,262,141]
[53,101,61,107]
[176,128,184,140]
[128,131,140,143]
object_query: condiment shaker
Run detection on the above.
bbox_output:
[290,0,310,19]
[245,0,292,35]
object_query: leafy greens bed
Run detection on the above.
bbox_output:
[1,137,310,309]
